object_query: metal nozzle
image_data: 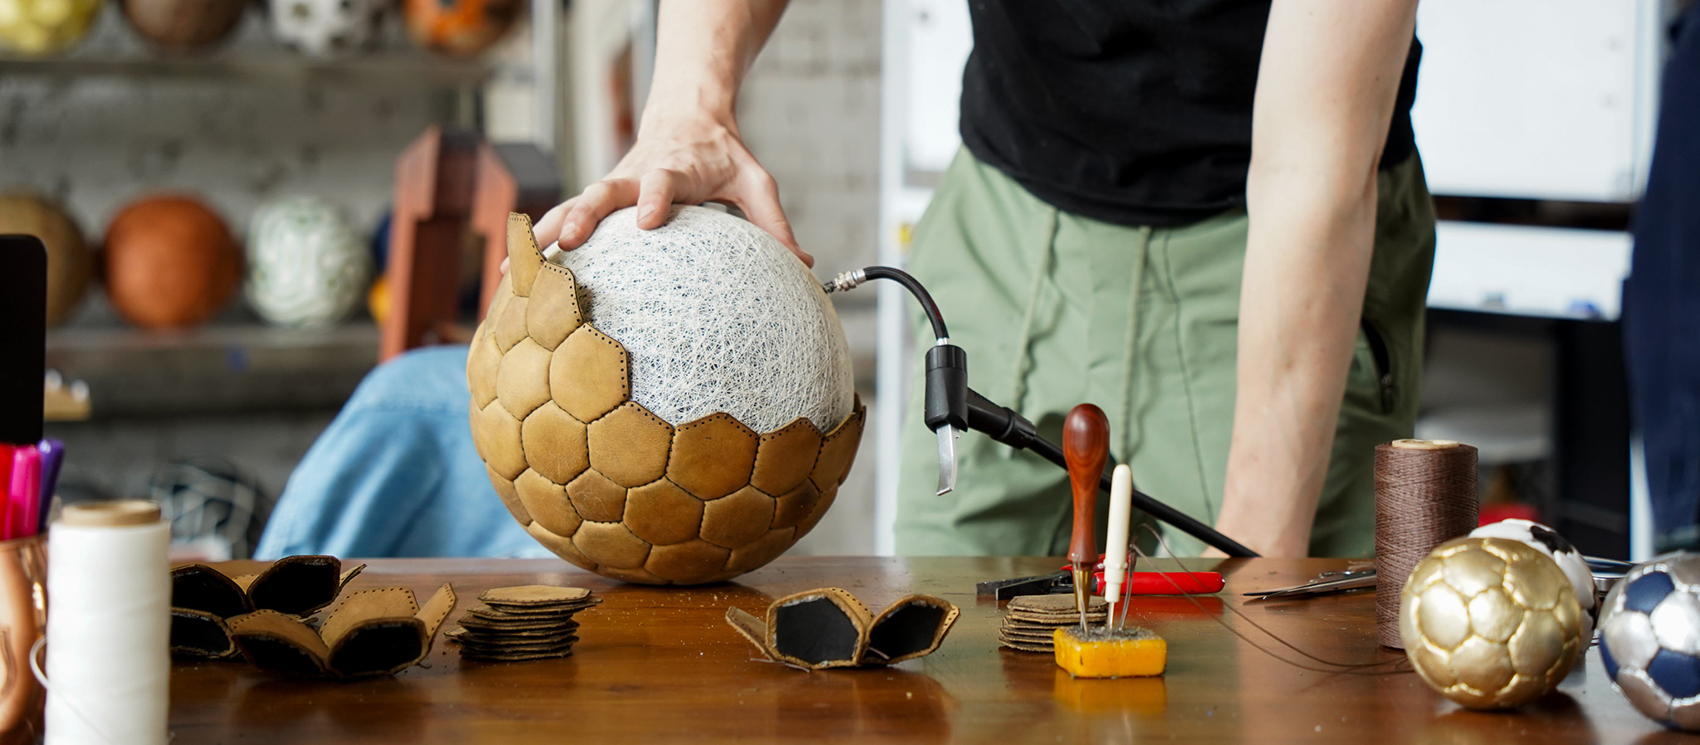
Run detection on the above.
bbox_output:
[821,268,868,294]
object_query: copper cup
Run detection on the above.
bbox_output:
[0,536,46,745]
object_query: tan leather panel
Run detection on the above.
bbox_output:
[496,337,554,420]
[466,334,503,409]
[486,466,530,526]
[322,587,419,649]
[526,522,595,571]
[598,565,666,585]
[699,486,775,550]
[482,275,511,331]
[586,402,673,487]
[494,294,531,353]
[623,479,704,546]
[514,469,581,538]
[726,527,797,574]
[749,418,822,495]
[565,468,628,523]
[415,583,457,639]
[645,539,732,584]
[550,326,630,422]
[228,610,332,664]
[668,413,758,500]
[472,401,527,481]
[506,212,543,298]
[525,265,583,350]
[770,479,820,530]
[520,402,590,485]
[809,402,865,490]
[796,483,838,540]
[572,521,651,569]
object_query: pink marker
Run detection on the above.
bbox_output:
[8,447,39,540]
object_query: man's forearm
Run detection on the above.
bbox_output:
[1214,0,1419,557]
[643,0,791,130]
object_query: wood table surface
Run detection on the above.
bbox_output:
[170,556,1673,744]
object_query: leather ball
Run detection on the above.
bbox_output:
[1401,537,1585,709]
[120,0,245,52]
[466,213,864,585]
[0,192,91,326]
[104,194,240,329]
[246,195,370,327]
[0,0,101,55]
[401,0,516,57]
[1598,553,1700,731]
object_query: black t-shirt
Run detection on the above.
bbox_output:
[959,1,1421,228]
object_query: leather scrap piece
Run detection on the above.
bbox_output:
[448,585,599,663]
[726,588,959,671]
[229,583,456,680]
[169,555,369,660]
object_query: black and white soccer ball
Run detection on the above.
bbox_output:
[1472,519,1595,638]
[270,0,384,57]
[1599,553,1700,730]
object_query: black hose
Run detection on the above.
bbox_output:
[863,266,948,340]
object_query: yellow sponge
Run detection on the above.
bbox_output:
[1053,626,1166,678]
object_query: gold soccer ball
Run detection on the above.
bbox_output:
[1400,537,1586,709]
[467,213,864,586]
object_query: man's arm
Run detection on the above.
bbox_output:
[532,0,809,264]
[1213,0,1420,557]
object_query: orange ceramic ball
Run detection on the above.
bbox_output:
[104,194,241,329]
[402,0,517,57]
[0,193,92,326]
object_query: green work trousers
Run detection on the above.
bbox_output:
[895,149,1436,558]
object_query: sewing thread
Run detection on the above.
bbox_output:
[1374,439,1479,649]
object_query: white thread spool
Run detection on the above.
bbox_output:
[45,500,170,745]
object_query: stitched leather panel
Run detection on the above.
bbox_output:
[549,326,629,422]
[727,527,796,574]
[526,522,594,570]
[586,402,673,487]
[700,486,775,550]
[524,264,582,350]
[496,337,553,420]
[322,587,419,649]
[770,480,820,530]
[796,483,839,540]
[507,212,542,298]
[809,402,865,490]
[520,401,589,485]
[749,419,822,495]
[666,413,758,500]
[572,521,651,569]
[514,469,581,537]
[471,401,527,481]
[493,295,530,353]
[564,468,627,523]
[486,466,530,526]
[623,479,705,546]
[645,539,733,584]
[466,333,502,409]
[598,565,665,585]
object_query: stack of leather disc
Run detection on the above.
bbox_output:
[446,585,600,661]
[998,594,1108,653]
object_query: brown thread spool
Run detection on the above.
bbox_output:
[1374,439,1478,649]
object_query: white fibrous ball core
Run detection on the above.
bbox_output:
[549,205,854,433]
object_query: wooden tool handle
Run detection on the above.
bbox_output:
[1063,404,1109,566]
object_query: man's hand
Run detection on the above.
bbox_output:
[529,0,806,266]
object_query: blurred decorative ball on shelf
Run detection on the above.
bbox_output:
[104,194,241,329]
[401,0,517,57]
[246,195,371,327]
[269,0,382,58]
[0,0,101,55]
[1400,536,1585,709]
[120,0,246,52]
[366,273,389,324]
[1598,553,1700,731]
[1471,519,1597,638]
[0,192,91,326]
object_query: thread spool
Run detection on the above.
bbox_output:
[1374,439,1478,649]
[44,500,170,745]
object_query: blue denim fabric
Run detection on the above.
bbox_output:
[256,345,551,559]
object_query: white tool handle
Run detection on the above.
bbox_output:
[1103,464,1134,607]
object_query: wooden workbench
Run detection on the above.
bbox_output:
[169,557,1662,743]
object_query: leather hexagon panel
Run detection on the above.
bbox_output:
[646,540,733,584]
[749,419,822,495]
[668,414,758,500]
[525,265,583,350]
[700,487,775,550]
[496,337,553,420]
[586,403,673,488]
[550,326,629,422]
[572,521,650,569]
[623,479,704,546]
[520,402,589,485]
[565,469,627,523]
[513,469,581,538]
[469,213,871,586]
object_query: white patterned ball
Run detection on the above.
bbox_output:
[246,196,371,327]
